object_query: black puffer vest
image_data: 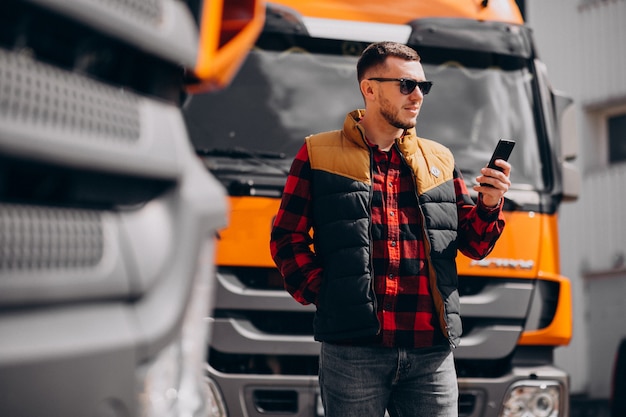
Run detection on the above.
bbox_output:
[306,110,462,347]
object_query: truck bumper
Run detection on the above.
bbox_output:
[206,364,569,417]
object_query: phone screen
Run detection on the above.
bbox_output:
[487,139,515,171]
[481,139,515,186]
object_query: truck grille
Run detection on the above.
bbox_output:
[459,392,478,416]
[0,203,103,270]
[209,267,537,380]
[208,348,319,376]
[0,48,140,143]
[0,0,185,102]
[91,0,163,24]
[253,390,299,413]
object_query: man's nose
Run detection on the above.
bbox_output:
[410,87,424,99]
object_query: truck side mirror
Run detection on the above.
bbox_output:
[554,91,581,201]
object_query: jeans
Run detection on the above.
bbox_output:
[319,342,458,417]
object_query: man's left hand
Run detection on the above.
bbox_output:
[473,159,511,208]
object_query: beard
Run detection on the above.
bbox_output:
[379,96,417,130]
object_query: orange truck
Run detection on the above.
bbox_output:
[184,1,580,416]
[0,0,263,416]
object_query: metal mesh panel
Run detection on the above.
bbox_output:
[0,48,141,142]
[0,203,104,270]
[99,0,163,25]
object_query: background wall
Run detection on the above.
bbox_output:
[526,0,626,397]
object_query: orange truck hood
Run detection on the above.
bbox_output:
[217,197,553,280]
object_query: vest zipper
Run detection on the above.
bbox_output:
[367,146,381,335]
[396,143,453,346]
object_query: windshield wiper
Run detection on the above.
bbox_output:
[197,147,286,159]
[197,146,291,176]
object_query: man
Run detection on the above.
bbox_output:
[270,41,510,417]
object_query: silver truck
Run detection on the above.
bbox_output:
[0,0,263,415]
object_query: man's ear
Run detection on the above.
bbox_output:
[360,79,375,100]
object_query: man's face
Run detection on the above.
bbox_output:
[370,57,427,130]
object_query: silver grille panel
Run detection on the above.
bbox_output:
[0,47,182,181]
[0,203,103,270]
[211,269,534,363]
[96,0,163,24]
[0,48,140,143]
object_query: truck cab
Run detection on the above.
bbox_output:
[184,1,579,416]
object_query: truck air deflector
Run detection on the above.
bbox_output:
[407,17,533,59]
[264,3,411,43]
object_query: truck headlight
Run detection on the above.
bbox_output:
[501,381,562,417]
[204,374,227,417]
[138,238,218,417]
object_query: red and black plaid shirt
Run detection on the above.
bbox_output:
[271,141,504,348]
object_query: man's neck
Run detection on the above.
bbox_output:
[359,115,403,152]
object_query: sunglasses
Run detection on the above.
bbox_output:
[368,78,433,95]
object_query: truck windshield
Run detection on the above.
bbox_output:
[185,47,543,190]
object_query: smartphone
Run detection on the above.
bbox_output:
[481,139,515,187]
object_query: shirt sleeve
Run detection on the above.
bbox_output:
[453,165,506,260]
[270,143,322,305]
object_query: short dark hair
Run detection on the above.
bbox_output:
[357,42,421,81]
